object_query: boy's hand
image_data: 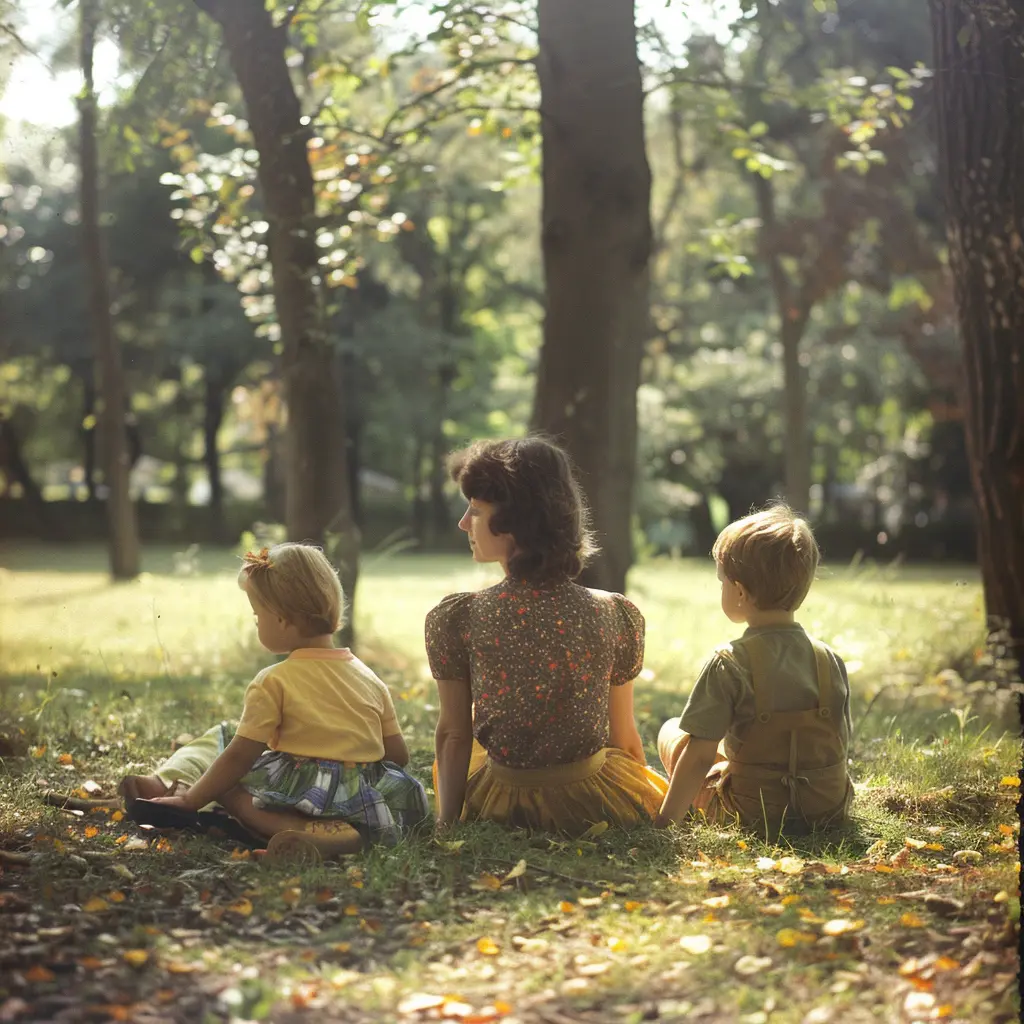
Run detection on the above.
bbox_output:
[150,793,199,812]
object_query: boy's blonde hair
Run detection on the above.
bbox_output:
[712,504,820,612]
[238,542,344,637]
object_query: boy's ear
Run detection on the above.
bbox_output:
[734,581,753,606]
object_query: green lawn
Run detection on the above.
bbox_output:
[0,544,1019,1023]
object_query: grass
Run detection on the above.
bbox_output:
[0,543,1020,1023]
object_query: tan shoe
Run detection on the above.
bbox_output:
[264,822,364,864]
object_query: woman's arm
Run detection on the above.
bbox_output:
[383,731,410,766]
[434,679,475,826]
[608,680,646,764]
[153,735,266,811]
[654,736,720,827]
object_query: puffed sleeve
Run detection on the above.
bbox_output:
[425,592,473,684]
[235,668,283,746]
[678,648,743,741]
[609,594,645,686]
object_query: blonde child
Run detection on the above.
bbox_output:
[655,505,853,834]
[134,543,429,859]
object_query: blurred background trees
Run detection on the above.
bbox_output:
[1,0,1013,651]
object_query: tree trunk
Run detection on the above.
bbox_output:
[195,0,359,630]
[80,367,97,501]
[532,0,653,595]
[0,414,45,511]
[203,370,227,543]
[930,0,1024,667]
[753,173,812,514]
[78,0,139,580]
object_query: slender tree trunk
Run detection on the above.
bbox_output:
[753,173,812,514]
[203,370,227,543]
[78,0,139,580]
[195,0,359,629]
[80,368,97,501]
[0,414,45,509]
[930,0,1024,667]
[532,0,652,595]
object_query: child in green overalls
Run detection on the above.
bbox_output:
[655,504,853,834]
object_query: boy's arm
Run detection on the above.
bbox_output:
[608,679,646,764]
[654,736,720,827]
[153,735,266,811]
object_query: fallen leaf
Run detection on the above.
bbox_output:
[123,838,148,852]
[58,753,73,765]
[776,929,817,948]
[79,956,104,970]
[999,776,1019,787]
[889,848,911,868]
[502,859,527,883]
[736,840,748,850]
[624,900,643,912]
[106,891,126,904]
[82,897,110,913]
[398,993,446,1014]
[678,935,712,955]
[477,937,500,956]
[331,942,352,954]
[23,965,55,983]
[281,887,302,908]
[578,962,609,976]
[777,856,804,875]
[607,937,627,952]
[110,810,124,823]
[559,901,575,913]
[343,905,359,916]
[703,895,730,909]
[899,912,925,928]
[924,843,944,851]
[122,950,149,967]
[84,826,99,839]
[166,962,202,974]
[227,898,253,917]
[905,837,927,850]
[781,895,801,907]
[578,821,609,840]
[876,896,896,905]
[734,954,772,975]
[821,918,863,936]
[475,873,503,891]
[756,856,776,870]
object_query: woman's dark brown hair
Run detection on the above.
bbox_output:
[448,436,597,583]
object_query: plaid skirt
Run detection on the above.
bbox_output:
[241,751,431,847]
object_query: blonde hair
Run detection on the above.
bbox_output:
[712,504,820,612]
[238,543,344,637]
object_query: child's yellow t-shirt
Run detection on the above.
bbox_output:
[234,648,401,762]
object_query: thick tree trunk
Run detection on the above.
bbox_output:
[195,0,359,629]
[78,0,139,580]
[931,0,1024,667]
[532,0,653,595]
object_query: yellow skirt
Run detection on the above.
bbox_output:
[435,741,668,836]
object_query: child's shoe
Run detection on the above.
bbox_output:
[263,821,364,864]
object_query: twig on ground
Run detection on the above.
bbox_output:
[42,791,122,811]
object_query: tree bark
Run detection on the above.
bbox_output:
[532,0,653,595]
[930,0,1024,667]
[78,0,139,580]
[752,173,812,514]
[194,0,359,629]
[203,369,227,543]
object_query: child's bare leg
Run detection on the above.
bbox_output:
[217,788,363,857]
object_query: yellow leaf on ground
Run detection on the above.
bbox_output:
[777,856,804,875]
[477,937,500,956]
[999,776,1019,787]
[559,900,576,913]
[476,873,503,891]
[106,891,126,904]
[703,895,730,909]
[933,956,960,971]
[905,838,927,850]
[607,937,627,952]
[398,993,446,1014]
[82,897,110,913]
[227,898,253,917]
[624,900,643,912]
[343,905,359,916]
[331,942,352,954]
[776,928,817,948]
[281,887,301,907]
[821,918,864,936]
[781,895,802,906]
[84,826,99,839]
[579,821,609,839]
[998,824,1015,836]
[924,843,945,851]
[110,810,124,823]
[876,896,896,905]
[678,935,712,955]
[122,950,149,967]
[167,961,202,974]
[503,859,527,883]
[736,840,748,850]
[899,912,925,928]
[58,753,73,765]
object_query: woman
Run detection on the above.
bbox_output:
[426,436,667,834]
